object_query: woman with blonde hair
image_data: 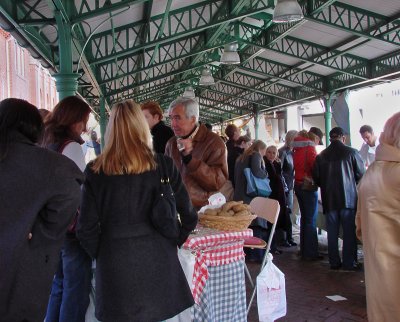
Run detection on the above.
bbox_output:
[264,145,293,250]
[356,112,400,322]
[77,99,198,322]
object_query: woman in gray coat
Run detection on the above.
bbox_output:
[233,139,268,205]
[0,98,83,322]
[77,99,198,322]
[234,140,271,261]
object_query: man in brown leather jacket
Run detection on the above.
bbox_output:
[165,97,228,209]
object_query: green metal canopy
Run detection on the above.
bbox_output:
[1,0,399,124]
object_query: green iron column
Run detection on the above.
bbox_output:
[100,96,107,149]
[253,105,259,140]
[324,94,333,146]
[54,11,79,99]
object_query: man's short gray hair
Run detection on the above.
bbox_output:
[168,97,199,122]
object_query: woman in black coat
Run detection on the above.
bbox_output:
[0,99,83,322]
[264,145,294,251]
[77,99,198,322]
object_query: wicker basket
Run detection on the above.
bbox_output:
[199,213,256,231]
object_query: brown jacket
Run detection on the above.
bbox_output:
[165,124,228,208]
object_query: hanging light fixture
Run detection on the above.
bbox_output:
[182,86,196,98]
[273,0,304,23]
[220,42,240,64]
[199,66,215,86]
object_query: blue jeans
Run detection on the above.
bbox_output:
[294,186,319,258]
[45,236,92,322]
[326,209,358,268]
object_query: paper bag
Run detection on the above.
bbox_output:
[198,192,226,214]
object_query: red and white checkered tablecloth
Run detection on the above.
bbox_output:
[182,227,253,303]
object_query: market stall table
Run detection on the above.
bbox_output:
[176,226,253,322]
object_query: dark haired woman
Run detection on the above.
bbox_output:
[77,99,197,322]
[43,96,93,322]
[0,98,83,322]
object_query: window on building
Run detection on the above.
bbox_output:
[14,43,25,78]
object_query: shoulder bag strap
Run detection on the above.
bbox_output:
[157,154,170,184]
[57,139,75,154]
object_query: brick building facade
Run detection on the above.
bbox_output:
[0,28,58,109]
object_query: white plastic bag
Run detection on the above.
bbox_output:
[166,249,196,322]
[256,253,287,322]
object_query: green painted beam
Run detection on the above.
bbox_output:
[146,0,173,70]
[87,0,273,65]
[307,2,400,47]
[97,34,228,85]
[199,87,269,110]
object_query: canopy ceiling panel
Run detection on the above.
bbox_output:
[347,40,400,60]
[1,0,399,123]
[339,0,400,16]
[289,21,352,46]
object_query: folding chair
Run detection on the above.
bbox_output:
[243,197,280,315]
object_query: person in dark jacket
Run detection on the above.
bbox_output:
[0,98,83,322]
[141,100,174,153]
[228,135,251,187]
[77,99,198,322]
[225,124,241,184]
[278,130,298,244]
[265,145,295,249]
[313,127,365,270]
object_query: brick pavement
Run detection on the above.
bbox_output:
[246,230,367,322]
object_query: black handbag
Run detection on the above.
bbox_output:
[151,154,180,239]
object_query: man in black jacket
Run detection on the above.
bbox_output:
[141,101,174,153]
[313,127,365,271]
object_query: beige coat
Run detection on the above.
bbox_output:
[356,143,400,322]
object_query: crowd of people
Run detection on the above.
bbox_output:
[0,94,399,322]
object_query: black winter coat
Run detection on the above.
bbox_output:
[151,120,174,153]
[312,140,365,213]
[227,142,244,187]
[77,154,198,322]
[0,133,83,322]
[264,159,287,229]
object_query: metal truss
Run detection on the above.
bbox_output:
[1,0,400,125]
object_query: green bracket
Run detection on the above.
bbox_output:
[53,11,79,98]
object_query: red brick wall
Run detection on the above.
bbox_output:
[0,28,58,110]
